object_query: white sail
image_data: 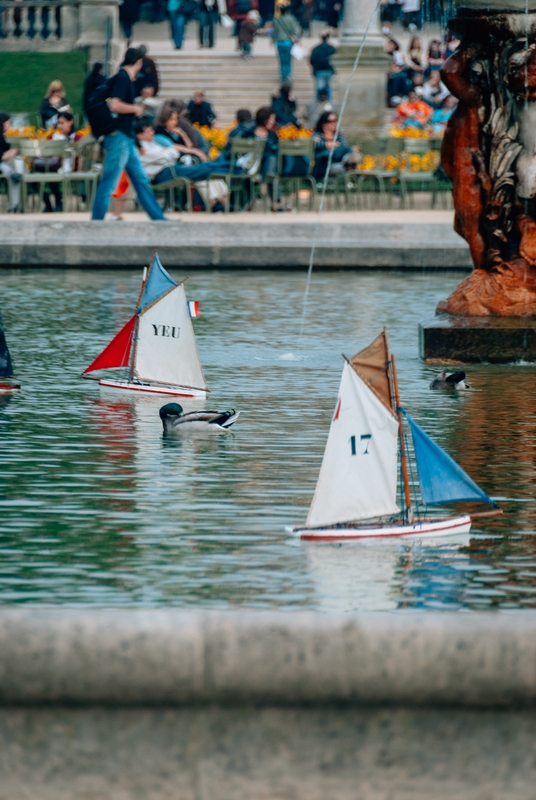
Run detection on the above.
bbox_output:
[306,362,400,529]
[133,284,208,391]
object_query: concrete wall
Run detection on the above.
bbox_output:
[1,610,536,799]
[0,219,472,269]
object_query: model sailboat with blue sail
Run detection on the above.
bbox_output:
[0,307,20,394]
[289,329,500,541]
[82,253,208,397]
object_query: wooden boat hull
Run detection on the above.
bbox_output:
[0,382,21,394]
[98,379,207,398]
[288,515,472,541]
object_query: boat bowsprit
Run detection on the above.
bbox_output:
[288,328,500,541]
[81,252,208,398]
[0,307,20,394]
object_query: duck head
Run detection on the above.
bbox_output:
[159,403,184,421]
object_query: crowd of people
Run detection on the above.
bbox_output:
[385,33,458,134]
[0,40,356,216]
[118,0,343,53]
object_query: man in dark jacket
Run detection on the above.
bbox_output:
[187,90,217,128]
[309,30,336,99]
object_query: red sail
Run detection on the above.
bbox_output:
[83,314,137,374]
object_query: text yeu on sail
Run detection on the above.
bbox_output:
[152,325,180,338]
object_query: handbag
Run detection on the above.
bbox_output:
[220,12,233,27]
[290,42,304,60]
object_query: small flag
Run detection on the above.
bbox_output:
[187,301,200,318]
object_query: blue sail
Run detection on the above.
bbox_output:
[404,411,494,506]
[138,253,177,313]
[0,308,14,378]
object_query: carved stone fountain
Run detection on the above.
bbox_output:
[420,0,536,362]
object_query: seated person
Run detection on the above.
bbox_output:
[431,94,457,133]
[135,85,161,121]
[239,106,279,181]
[153,105,208,163]
[394,90,433,128]
[50,111,82,173]
[134,119,227,211]
[187,90,216,129]
[312,111,360,181]
[39,80,69,129]
[303,90,337,128]
[387,62,412,107]
[216,109,254,165]
[0,111,21,213]
[422,70,449,108]
[272,83,300,128]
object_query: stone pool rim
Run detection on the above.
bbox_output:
[0,609,535,707]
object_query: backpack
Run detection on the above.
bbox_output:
[85,77,118,139]
[235,0,251,14]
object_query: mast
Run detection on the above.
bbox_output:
[128,254,155,383]
[391,353,412,520]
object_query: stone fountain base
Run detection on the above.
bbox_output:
[419,315,536,363]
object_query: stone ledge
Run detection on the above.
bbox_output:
[0,219,472,269]
[1,609,536,706]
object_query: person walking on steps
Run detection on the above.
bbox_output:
[272,4,301,84]
[91,48,168,221]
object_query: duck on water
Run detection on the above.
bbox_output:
[159,403,240,432]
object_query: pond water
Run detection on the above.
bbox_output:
[1,267,536,611]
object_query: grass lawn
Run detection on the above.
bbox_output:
[0,51,88,122]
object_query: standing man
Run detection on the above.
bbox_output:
[91,48,168,221]
[309,30,336,100]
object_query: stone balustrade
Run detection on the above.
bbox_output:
[0,0,121,71]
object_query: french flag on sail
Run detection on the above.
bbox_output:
[188,301,200,318]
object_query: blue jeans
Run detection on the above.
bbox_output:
[170,10,186,48]
[153,163,214,183]
[276,40,293,83]
[198,10,215,47]
[92,132,166,221]
[315,70,333,99]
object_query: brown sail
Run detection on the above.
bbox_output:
[349,329,394,413]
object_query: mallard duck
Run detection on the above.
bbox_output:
[159,403,240,432]
[429,371,470,390]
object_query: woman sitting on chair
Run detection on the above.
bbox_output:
[312,111,360,181]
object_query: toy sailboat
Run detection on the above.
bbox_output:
[82,253,208,397]
[289,329,500,541]
[0,307,20,394]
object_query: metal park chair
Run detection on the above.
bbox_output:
[18,139,67,212]
[210,137,267,212]
[0,174,9,211]
[343,169,401,210]
[152,165,194,213]
[273,138,316,212]
[62,135,101,211]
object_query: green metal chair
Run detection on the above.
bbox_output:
[19,139,67,212]
[152,165,194,213]
[343,169,400,210]
[399,170,436,208]
[62,135,100,211]
[0,175,9,212]
[273,138,316,211]
[210,137,267,212]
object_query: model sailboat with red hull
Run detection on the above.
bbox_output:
[289,329,500,541]
[82,253,208,397]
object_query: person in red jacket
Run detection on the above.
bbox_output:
[227,0,259,48]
